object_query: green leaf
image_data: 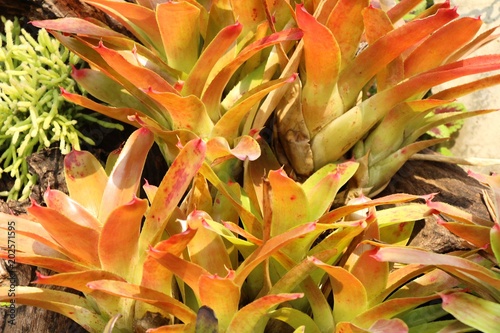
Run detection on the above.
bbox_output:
[441,292,500,333]
[397,303,448,329]
[491,223,500,264]
[200,162,263,238]
[226,293,304,333]
[366,138,447,194]
[352,294,440,329]
[103,314,122,333]
[212,74,297,141]
[61,88,145,128]
[269,307,322,333]
[201,28,303,121]
[304,161,359,221]
[70,67,149,112]
[234,223,317,286]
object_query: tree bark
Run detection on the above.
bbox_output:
[0,1,111,330]
[381,156,493,253]
[0,0,127,34]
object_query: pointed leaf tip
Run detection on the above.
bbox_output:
[33,271,49,283]
[296,3,306,12]
[288,73,299,83]
[94,40,107,50]
[370,248,383,261]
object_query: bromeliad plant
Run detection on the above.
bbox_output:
[31,0,500,198]
[2,0,500,332]
[1,129,499,332]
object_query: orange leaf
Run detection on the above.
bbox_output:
[157,1,201,73]
[405,17,483,77]
[326,0,368,69]
[183,22,243,97]
[85,0,163,51]
[141,228,197,292]
[64,150,107,217]
[93,42,178,94]
[27,202,100,267]
[88,280,197,324]
[99,127,154,223]
[44,189,101,230]
[140,138,206,250]
[314,259,368,322]
[99,197,148,278]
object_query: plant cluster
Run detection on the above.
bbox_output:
[1,0,500,332]
[0,17,123,200]
[1,127,499,332]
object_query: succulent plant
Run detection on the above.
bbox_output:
[0,17,123,200]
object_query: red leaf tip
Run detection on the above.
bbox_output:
[94,40,106,50]
[424,193,437,204]
[174,81,184,92]
[59,87,70,96]
[29,197,41,208]
[370,248,384,261]
[287,73,298,83]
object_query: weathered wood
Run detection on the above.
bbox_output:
[0,0,122,30]
[0,149,86,333]
[381,157,493,253]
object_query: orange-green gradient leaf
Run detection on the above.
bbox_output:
[64,150,107,217]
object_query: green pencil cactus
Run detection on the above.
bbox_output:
[0,17,122,200]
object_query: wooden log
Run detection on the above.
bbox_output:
[380,157,493,253]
